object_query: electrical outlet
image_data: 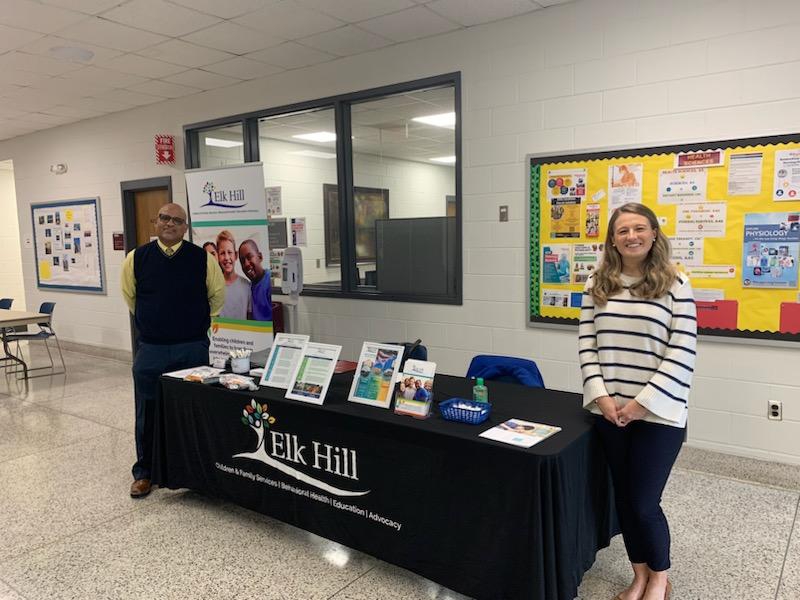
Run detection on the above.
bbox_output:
[768,400,782,421]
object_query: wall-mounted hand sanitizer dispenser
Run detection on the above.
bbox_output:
[280,247,303,297]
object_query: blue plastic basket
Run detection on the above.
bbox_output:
[439,397,491,425]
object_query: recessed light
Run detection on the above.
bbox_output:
[290,150,337,159]
[292,132,336,142]
[430,156,456,164]
[48,46,94,63]
[412,112,455,129]
[205,137,243,148]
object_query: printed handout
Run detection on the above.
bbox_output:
[285,342,341,405]
[260,333,310,388]
[479,419,561,448]
[348,342,405,409]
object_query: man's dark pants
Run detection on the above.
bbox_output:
[132,339,209,480]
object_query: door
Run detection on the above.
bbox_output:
[121,177,173,355]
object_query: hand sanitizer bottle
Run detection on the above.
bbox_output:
[472,377,488,403]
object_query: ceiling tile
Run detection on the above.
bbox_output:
[181,21,284,55]
[78,96,139,113]
[203,57,285,80]
[297,0,415,23]
[244,42,336,69]
[56,17,169,52]
[162,69,243,90]
[359,7,459,42]
[426,0,541,26]
[126,79,201,98]
[0,106,28,119]
[59,66,148,89]
[26,77,112,97]
[41,104,107,118]
[93,88,165,106]
[233,1,343,39]
[17,35,124,64]
[0,0,89,34]
[535,0,572,6]
[136,39,235,68]
[0,52,84,76]
[299,25,393,57]
[102,0,221,37]
[168,0,278,20]
[41,0,125,15]
[0,24,45,53]
[0,89,63,112]
[16,111,77,126]
[97,54,187,78]
[0,69,51,87]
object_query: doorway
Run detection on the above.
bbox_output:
[121,176,172,354]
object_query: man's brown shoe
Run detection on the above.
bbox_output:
[130,478,152,498]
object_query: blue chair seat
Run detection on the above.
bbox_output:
[466,354,544,388]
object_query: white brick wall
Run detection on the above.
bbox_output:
[0,0,798,464]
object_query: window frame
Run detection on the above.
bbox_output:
[184,72,462,305]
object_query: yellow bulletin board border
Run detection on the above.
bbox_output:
[527,133,800,344]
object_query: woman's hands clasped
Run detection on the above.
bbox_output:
[595,395,648,427]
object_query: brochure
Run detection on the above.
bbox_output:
[347,342,405,409]
[479,419,561,448]
[260,333,310,388]
[393,359,437,418]
[284,342,341,405]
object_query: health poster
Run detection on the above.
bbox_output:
[658,168,708,204]
[585,203,600,237]
[676,202,727,237]
[572,243,603,284]
[773,150,800,201]
[671,237,704,266]
[609,163,642,208]
[742,213,800,288]
[550,198,581,238]
[546,167,586,201]
[541,244,572,284]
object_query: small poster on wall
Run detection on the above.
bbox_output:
[31,198,105,293]
[741,212,800,288]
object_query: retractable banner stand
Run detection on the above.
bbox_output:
[186,163,273,365]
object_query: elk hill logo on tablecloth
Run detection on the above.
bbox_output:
[201,181,246,209]
[233,400,370,497]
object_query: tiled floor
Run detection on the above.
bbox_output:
[0,348,798,600]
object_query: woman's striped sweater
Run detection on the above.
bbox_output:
[579,272,697,428]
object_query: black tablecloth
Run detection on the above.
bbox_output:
[153,373,617,600]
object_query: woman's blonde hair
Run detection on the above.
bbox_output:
[590,203,677,305]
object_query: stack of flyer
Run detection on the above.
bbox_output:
[479,419,561,448]
[393,359,436,418]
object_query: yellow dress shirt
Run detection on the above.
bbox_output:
[120,240,225,317]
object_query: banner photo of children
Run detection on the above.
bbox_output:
[193,224,273,364]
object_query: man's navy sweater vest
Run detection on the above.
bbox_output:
[133,240,209,344]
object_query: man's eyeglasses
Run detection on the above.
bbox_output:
[157,214,186,226]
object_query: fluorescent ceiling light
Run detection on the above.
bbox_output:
[204,137,243,148]
[292,132,336,142]
[290,150,337,159]
[412,112,455,129]
[430,156,456,164]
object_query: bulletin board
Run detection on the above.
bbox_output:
[31,198,105,294]
[527,133,800,343]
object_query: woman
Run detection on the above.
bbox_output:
[579,203,696,600]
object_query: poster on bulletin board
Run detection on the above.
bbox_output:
[31,198,105,293]
[527,134,800,343]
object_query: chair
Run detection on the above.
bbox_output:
[388,338,427,370]
[466,354,544,388]
[4,302,66,378]
[0,298,12,309]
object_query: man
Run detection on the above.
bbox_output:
[238,239,272,321]
[216,230,250,320]
[121,203,225,498]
